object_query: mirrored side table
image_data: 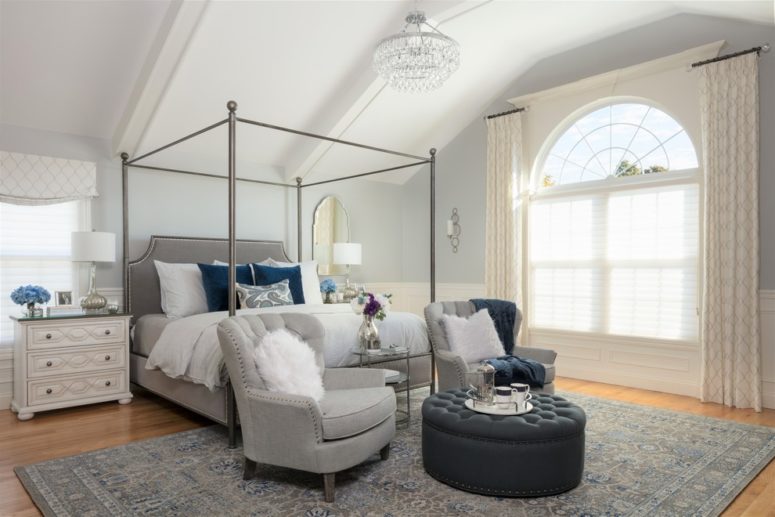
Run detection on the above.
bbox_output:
[352,347,411,426]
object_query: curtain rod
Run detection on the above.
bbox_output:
[483,107,526,120]
[691,43,770,68]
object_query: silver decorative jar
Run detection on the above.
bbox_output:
[358,315,380,352]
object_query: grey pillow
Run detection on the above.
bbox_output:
[236,280,293,308]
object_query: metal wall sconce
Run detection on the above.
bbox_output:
[447,208,461,253]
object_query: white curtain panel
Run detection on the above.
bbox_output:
[699,53,761,411]
[0,151,97,205]
[485,113,522,303]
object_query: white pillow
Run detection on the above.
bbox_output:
[153,261,209,318]
[253,329,324,402]
[261,258,323,305]
[441,309,506,364]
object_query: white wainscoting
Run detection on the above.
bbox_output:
[2,287,771,410]
[528,290,775,410]
[761,290,775,409]
[0,348,12,410]
[367,282,487,317]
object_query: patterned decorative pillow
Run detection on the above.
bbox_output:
[236,280,293,308]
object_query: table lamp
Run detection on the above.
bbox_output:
[333,242,361,302]
[71,231,116,312]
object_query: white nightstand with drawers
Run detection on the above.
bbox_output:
[10,313,133,420]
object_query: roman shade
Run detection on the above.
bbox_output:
[0,151,98,205]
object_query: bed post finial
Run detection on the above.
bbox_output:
[429,147,437,156]
[120,152,129,162]
[227,100,238,112]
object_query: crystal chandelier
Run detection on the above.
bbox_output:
[373,10,460,93]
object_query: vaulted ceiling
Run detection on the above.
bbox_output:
[1,1,772,184]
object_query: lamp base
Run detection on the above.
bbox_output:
[80,261,107,312]
[81,291,107,312]
[342,278,358,303]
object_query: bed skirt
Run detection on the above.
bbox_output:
[130,352,433,426]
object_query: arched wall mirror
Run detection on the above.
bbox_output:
[313,196,350,275]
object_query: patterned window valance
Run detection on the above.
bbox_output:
[0,151,98,205]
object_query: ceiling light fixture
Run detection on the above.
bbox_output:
[373,10,460,93]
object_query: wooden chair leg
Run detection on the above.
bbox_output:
[243,458,257,480]
[380,443,390,461]
[323,473,335,503]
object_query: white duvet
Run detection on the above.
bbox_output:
[145,304,429,390]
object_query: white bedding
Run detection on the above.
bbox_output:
[145,304,429,390]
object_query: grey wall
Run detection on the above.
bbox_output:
[1,123,407,290]
[408,13,775,288]
[401,119,487,284]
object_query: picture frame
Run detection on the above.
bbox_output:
[55,290,73,306]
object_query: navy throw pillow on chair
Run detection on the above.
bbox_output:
[197,263,253,312]
[251,264,305,304]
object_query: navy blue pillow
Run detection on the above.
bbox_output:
[197,263,253,312]
[251,264,305,304]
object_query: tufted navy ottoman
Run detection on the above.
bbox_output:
[422,389,586,497]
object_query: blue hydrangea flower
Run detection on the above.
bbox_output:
[320,278,337,293]
[10,285,51,306]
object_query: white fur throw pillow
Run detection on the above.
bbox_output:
[441,309,506,364]
[253,329,325,402]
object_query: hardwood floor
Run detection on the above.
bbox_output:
[0,388,209,516]
[0,379,773,516]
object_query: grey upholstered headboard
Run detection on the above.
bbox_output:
[127,235,291,323]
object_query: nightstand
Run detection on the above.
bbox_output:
[9,312,133,420]
[352,347,411,426]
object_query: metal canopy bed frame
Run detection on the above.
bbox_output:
[120,100,437,447]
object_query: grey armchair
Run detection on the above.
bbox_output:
[424,301,557,393]
[217,313,396,503]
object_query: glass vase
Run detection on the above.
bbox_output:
[358,315,380,353]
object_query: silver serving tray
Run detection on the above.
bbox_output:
[464,398,534,416]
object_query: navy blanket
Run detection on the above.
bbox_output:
[470,298,516,354]
[486,355,546,388]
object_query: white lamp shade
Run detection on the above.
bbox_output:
[333,242,362,266]
[71,231,116,262]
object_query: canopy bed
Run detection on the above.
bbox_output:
[120,101,437,447]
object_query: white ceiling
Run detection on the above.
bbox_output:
[1,1,772,183]
[0,0,173,138]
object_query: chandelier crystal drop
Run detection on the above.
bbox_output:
[373,10,460,93]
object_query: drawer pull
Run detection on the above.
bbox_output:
[46,361,52,367]
[105,380,111,387]
[45,333,52,339]
[104,330,111,335]
[46,388,52,394]
[105,355,111,361]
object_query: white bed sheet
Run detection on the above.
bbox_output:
[145,304,429,390]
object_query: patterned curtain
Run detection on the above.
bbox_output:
[699,53,761,411]
[0,151,97,205]
[485,112,523,305]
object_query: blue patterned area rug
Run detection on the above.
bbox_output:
[15,389,775,517]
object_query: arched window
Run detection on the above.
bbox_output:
[540,102,698,188]
[529,100,700,341]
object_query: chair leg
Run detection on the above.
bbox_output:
[243,458,257,480]
[323,473,335,503]
[380,443,390,461]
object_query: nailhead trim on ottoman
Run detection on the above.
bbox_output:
[421,389,586,497]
